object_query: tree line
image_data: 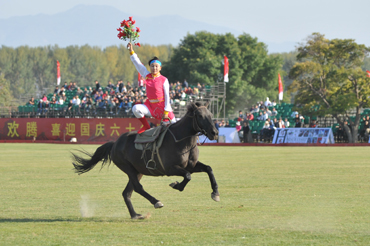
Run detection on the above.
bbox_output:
[0,32,288,113]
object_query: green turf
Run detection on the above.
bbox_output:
[1,144,370,245]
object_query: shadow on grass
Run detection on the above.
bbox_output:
[0,217,135,223]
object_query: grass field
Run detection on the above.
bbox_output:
[1,143,370,245]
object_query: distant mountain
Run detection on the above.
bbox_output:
[0,4,296,53]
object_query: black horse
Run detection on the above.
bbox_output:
[72,102,220,219]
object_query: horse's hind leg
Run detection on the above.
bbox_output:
[167,165,191,192]
[192,161,220,202]
[123,174,145,219]
[125,166,164,211]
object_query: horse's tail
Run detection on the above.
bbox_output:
[72,141,115,175]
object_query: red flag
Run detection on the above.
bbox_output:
[223,56,229,82]
[366,70,370,78]
[278,73,283,101]
[57,60,61,85]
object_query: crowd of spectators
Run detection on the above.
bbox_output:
[214,97,318,143]
[26,79,207,117]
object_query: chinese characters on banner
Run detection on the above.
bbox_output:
[0,118,159,142]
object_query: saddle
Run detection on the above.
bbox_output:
[134,125,169,170]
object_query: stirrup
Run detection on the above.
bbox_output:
[146,159,156,170]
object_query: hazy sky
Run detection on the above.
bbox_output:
[1,0,369,46]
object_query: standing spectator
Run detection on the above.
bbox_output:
[235,121,242,132]
[183,79,189,88]
[214,120,219,131]
[95,80,100,91]
[107,81,114,89]
[242,121,250,143]
[294,118,302,128]
[54,86,60,94]
[264,97,271,107]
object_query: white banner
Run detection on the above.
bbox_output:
[198,128,240,143]
[272,128,334,144]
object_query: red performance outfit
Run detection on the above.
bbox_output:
[130,52,175,133]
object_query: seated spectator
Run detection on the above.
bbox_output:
[42,94,47,102]
[67,82,73,91]
[44,100,50,113]
[271,100,277,106]
[271,107,278,116]
[76,87,83,95]
[54,86,60,94]
[284,118,290,128]
[72,82,77,90]
[273,118,279,128]
[185,87,193,95]
[260,120,274,141]
[277,118,285,128]
[253,105,260,113]
[256,111,265,121]
[309,120,317,128]
[63,82,68,90]
[59,87,65,96]
[224,121,230,127]
[28,97,35,105]
[50,97,57,105]
[238,110,244,119]
[262,111,269,121]
[245,112,254,121]
[37,99,44,114]
[265,108,272,117]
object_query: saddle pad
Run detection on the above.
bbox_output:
[134,127,168,151]
[134,125,163,144]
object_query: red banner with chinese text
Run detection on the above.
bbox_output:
[0,118,159,142]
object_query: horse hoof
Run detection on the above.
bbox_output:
[169,181,179,188]
[154,201,164,209]
[211,193,220,202]
[131,214,145,220]
[131,213,151,220]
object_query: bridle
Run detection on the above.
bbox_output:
[167,107,210,144]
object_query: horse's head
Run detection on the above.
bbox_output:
[189,102,219,140]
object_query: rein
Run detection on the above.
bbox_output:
[165,109,209,155]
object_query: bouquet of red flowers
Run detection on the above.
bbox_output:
[117,16,141,47]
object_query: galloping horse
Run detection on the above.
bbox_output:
[72,102,220,219]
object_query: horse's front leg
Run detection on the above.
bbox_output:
[192,161,220,202]
[167,165,191,192]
